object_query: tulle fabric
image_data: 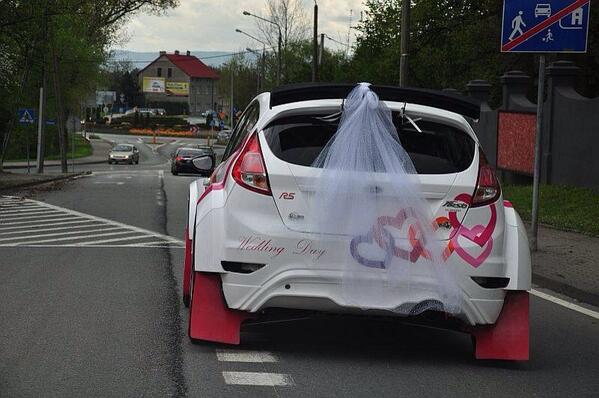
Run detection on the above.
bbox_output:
[311,83,461,315]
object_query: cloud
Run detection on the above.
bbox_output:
[120,0,363,53]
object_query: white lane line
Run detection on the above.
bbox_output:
[0,216,77,226]
[0,223,104,236]
[12,230,137,246]
[0,211,64,221]
[72,235,167,246]
[216,350,278,363]
[0,219,98,231]
[531,289,599,320]
[0,226,122,242]
[0,207,48,214]
[222,372,294,387]
[0,205,39,210]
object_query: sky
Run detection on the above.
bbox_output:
[119,0,364,53]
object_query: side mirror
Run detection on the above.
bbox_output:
[192,155,213,171]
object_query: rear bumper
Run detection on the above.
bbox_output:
[221,268,505,326]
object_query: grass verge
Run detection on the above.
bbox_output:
[6,133,92,162]
[502,184,599,236]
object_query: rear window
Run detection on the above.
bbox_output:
[263,114,474,174]
[177,149,205,157]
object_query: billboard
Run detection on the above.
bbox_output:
[96,90,116,105]
[143,77,165,93]
[166,82,189,96]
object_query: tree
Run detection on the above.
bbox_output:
[253,0,310,83]
[0,0,179,170]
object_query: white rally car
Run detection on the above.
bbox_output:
[182,84,531,360]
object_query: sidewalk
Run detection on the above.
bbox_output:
[2,139,111,169]
[532,225,599,306]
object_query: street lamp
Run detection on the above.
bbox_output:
[236,28,268,91]
[245,48,262,94]
[242,10,282,85]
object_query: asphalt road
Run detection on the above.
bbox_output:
[1,134,598,397]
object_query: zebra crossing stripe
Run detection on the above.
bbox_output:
[0,196,183,248]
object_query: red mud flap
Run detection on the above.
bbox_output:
[182,227,192,307]
[188,272,255,345]
[471,291,530,361]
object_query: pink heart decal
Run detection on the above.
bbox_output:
[450,225,494,268]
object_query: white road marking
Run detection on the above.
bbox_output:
[0,207,46,214]
[0,196,183,248]
[216,350,278,363]
[0,211,63,221]
[222,372,294,387]
[0,226,122,242]
[10,230,136,246]
[70,235,155,246]
[530,289,599,320]
[0,217,77,227]
[0,223,103,236]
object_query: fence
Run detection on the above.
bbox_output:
[464,61,599,190]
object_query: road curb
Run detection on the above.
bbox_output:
[533,273,599,308]
[2,159,107,170]
[0,171,90,191]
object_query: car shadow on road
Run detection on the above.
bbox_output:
[220,315,531,370]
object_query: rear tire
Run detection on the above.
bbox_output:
[172,169,178,176]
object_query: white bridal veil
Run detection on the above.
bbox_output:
[311,83,461,315]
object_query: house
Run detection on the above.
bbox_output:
[138,50,220,115]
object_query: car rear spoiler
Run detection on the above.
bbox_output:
[269,83,481,120]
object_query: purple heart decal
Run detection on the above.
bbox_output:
[350,229,395,269]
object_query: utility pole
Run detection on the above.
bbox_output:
[36,69,46,174]
[36,4,48,174]
[319,33,325,67]
[312,1,318,82]
[399,0,410,87]
[230,63,235,131]
[52,46,68,173]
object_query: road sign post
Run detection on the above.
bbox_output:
[18,109,36,174]
[501,0,590,251]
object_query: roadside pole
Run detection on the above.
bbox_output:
[531,55,546,251]
[312,1,318,82]
[399,0,410,87]
[36,76,46,174]
[26,126,31,174]
[72,117,76,173]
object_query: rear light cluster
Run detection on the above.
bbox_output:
[175,156,183,162]
[472,149,501,207]
[232,134,272,195]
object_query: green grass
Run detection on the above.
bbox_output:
[7,134,92,162]
[502,184,599,236]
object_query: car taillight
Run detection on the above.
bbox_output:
[232,133,271,195]
[175,156,183,162]
[472,149,501,207]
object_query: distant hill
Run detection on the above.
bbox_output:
[109,50,245,69]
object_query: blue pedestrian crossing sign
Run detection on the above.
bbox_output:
[501,0,591,53]
[18,108,36,124]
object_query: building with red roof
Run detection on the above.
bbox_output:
[138,50,220,115]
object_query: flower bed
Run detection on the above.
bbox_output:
[129,128,196,138]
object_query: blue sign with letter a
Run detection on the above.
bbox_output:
[501,0,590,53]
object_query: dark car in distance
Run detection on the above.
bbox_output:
[171,147,215,176]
